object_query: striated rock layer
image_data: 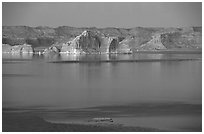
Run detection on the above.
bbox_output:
[61,31,101,54]
[61,30,127,54]
[2,26,202,54]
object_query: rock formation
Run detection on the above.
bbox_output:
[139,34,166,50]
[118,37,134,53]
[108,37,119,53]
[21,44,33,53]
[161,32,202,49]
[43,46,60,54]
[2,44,12,53]
[2,26,202,54]
[61,31,101,54]
[99,36,120,53]
[2,44,33,53]
[61,31,124,54]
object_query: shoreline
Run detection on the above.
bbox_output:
[49,58,201,63]
[2,112,164,132]
[3,102,202,132]
[2,49,202,55]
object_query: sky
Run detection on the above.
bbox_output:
[2,2,202,28]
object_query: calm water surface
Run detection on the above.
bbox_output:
[2,53,202,131]
[2,53,202,108]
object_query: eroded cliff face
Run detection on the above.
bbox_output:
[2,26,202,54]
[139,34,166,50]
[98,36,111,53]
[61,31,100,54]
[118,37,136,53]
[108,37,119,53]
[61,31,124,54]
[99,36,125,53]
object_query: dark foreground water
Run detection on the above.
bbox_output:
[2,52,202,131]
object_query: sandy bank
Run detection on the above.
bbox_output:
[2,112,163,132]
[3,102,201,132]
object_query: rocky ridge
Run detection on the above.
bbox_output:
[2,26,202,54]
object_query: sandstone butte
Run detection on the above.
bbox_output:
[2,26,202,54]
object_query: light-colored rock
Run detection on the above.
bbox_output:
[2,44,12,53]
[118,36,142,52]
[99,36,120,53]
[98,36,110,53]
[118,38,133,53]
[61,31,101,54]
[60,30,173,54]
[43,46,60,54]
[61,42,85,54]
[117,43,132,53]
[140,34,166,50]
[88,118,113,122]
[21,44,33,53]
[3,44,33,53]
[11,45,22,53]
[60,32,122,54]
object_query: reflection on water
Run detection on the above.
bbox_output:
[2,53,202,108]
[2,53,33,59]
[3,53,201,62]
[2,53,202,131]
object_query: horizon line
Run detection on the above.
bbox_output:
[2,25,202,29]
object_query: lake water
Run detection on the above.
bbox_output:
[3,53,202,108]
[2,53,202,131]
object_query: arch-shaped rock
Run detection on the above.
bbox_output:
[109,38,119,53]
[61,30,101,54]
